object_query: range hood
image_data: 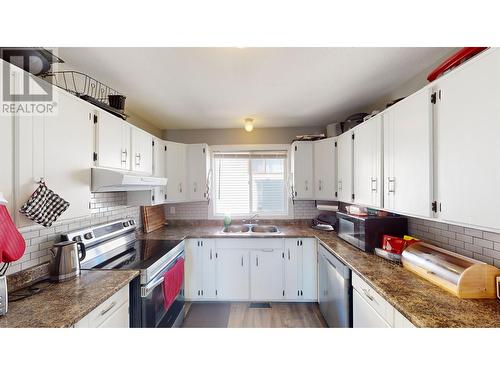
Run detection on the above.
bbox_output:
[91,168,167,192]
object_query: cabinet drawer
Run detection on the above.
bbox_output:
[352,273,394,326]
[75,285,129,328]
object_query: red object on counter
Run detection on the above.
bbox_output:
[163,257,184,311]
[0,205,26,263]
[382,235,407,254]
[427,47,488,82]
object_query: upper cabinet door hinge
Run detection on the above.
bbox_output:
[351,133,355,140]
[203,148,206,154]
[431,92,437,104]
[352,193,355,200]
[334,141,337,147]
[431,201,441,213]
[93,114,98,124]
[164,145,167,151]
[294,145,297,151]
[93,152,98,162]
[152,140,155,147]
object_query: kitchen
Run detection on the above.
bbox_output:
[1,4,499,374]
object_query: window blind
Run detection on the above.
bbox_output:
[213,151,287,216]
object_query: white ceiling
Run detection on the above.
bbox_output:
[56,47,453,130]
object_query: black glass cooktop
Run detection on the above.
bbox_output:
[93,239,182,271]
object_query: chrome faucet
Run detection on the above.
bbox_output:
[245,213,259,225]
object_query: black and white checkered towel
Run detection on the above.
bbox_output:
[19,182,70,227]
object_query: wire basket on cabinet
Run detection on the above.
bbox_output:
[40,71,128,119]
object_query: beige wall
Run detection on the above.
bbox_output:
[163,125,326,145]
[364,48,460,113]
[126,111,163,138]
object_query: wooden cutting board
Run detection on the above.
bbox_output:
[141,205,166,233]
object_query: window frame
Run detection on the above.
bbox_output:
[208,144,293,220]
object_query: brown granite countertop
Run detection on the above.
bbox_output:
[141,223,500,328]
[0,270,139,328]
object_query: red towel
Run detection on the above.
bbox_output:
[163,258,184,311]
[0,205,26,263]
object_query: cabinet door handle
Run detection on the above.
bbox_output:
[256,256,259,267]
[135,154,140,166]
[193,182,197,193]
[210,249,212,260]
[241,256,243,267]
[338,179,342,190]
[100,302,116,316]
[362,288,377,303]
[179,182,183,193]
[388,177,396,193]
[288,249,290,260]
[371,178,377,192]
[121,149,128,163]
[318,179,322,191]
[305,180,308,191]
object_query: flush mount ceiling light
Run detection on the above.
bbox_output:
[244,118,254,132]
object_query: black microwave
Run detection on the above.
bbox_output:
[336,212,408,252]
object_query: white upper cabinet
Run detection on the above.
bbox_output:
[165,141,187,203]
[336,130,353,203]
[16,86,93,226]
[432,48,500,231]
[131,127,153,174]
[353,114,383,208]
[290,141,314,200]
[313,137,337,201]
[96,111,131,171]
[383,87,433,217]
[187,144,210,201]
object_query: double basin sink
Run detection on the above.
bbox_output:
[221,224,280,235]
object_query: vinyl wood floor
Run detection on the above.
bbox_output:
[182,302,327,328]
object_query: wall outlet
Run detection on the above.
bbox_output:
[170,206,176,214]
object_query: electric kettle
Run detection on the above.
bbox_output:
[49,240,86,282]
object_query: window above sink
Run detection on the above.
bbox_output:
[209,145,292,219]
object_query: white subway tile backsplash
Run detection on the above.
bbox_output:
[408,217,500,266]
[5,192,141,276]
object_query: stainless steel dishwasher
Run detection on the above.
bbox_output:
[318,243,352,327]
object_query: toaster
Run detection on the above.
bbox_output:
[0,276,7,316]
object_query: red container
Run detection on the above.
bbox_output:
[427,47,488,82]
[382,235,407,254]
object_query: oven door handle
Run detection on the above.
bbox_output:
[141,276,165,298]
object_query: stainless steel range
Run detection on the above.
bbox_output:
[63,219,185,328]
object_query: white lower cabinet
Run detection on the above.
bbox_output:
[353,289,391,328]
[215,248,250,300]
[184,239,217,299]
[250,249,284,301]
[185,238,317,302]
[394,309,415,328]
[283,238,317,300]
[74,285,129,328]
[352,273,415,328]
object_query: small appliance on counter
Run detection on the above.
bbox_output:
[336,212,407,252]
[402,242,500,299]
[49,240,86,282]
[312,213,337,232]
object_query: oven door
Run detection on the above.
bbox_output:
[140,251,185,328]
